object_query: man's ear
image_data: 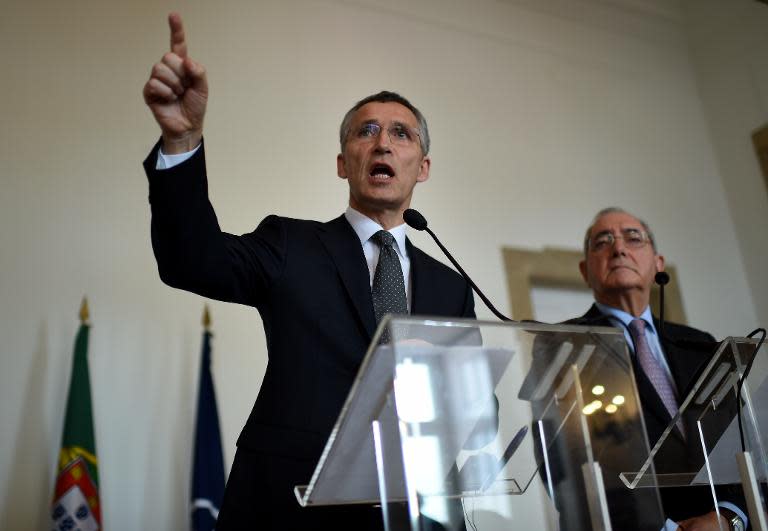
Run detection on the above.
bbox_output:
[579,260,590,287]
[416,156,431,183]
[655,254,665,274]
[337,153,347,179]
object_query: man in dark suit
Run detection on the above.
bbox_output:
[572,207,747,531]
[142,13,475,531]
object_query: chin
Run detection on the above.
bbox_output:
[603,282,644,295]
[365,191,402,205]
[606,270,640,283]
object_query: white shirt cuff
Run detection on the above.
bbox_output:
[156,144,201,170]
[719,501,748,528]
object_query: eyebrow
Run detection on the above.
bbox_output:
[592,227,642,237]
[358,119,412,129]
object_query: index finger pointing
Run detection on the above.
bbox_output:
[168,12,188,58]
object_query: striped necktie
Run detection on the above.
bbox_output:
[628,318,685,438]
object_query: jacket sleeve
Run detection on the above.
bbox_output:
[143,139,285,307]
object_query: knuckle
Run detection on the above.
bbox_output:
[162,52,176,63]
[148,79,168,95]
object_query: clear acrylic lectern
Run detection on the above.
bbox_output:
[620,336,768,531]
[295,317,665,530]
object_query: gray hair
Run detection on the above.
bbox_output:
[339,91,430,155]
[583,207,657,255]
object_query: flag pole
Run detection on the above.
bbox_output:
[203,304,211,332]
[79,296,89,325]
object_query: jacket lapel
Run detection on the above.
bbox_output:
[316,215,377,340]
[406,238,432,316]
[655,319,711,398]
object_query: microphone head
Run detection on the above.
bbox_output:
[655,271,670,286]
[403,208,428,231]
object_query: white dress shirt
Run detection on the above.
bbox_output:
[344,206,411,311]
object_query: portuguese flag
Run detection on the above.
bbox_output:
[51,299,102,530]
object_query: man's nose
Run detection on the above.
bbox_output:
[373,129,392,152]
[611,237,627,255]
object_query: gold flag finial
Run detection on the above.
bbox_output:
[79,297,89,324]
[203,304,211,330]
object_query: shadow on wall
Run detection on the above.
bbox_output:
[140,330,197,529]
[1,321,53,529]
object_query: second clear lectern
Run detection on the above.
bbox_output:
[621,336,768,530]
[295,317,664,530]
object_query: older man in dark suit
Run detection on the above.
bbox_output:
[142,13,474,531]
[571,207,747,531]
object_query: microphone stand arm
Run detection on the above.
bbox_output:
[658,283,665,339]
[424,227,512,322]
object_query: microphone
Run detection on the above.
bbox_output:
[403,209,513,322]
[654,271,669,340]
[402,208,428,231]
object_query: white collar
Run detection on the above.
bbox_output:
[344,206,408,257]
[595,302,657,336]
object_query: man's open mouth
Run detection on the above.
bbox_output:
[369,163,395,179]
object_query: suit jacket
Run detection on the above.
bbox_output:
[144,141,475,530]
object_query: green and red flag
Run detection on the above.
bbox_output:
[51,298,102,530]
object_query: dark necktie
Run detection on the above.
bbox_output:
[371,230,408,342]
[628,318,684,437]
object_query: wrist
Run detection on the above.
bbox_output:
[161,130,203,154]
[720,508,745,531]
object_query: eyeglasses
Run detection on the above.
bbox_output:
[588,228,651,252]
[350,122,421,147]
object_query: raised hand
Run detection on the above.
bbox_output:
[143,13,208,154]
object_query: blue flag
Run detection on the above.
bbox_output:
[191,329,226,530]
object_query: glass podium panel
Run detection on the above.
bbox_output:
[382,317,663,531]
[619,337,767,488]
[619,336,768,530]
[296,317,665,531]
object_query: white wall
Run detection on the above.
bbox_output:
[683,0,768,332]
[1,0,764,528]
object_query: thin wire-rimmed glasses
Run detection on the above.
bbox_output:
[349,122,421,147]
[589,228,651,252]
